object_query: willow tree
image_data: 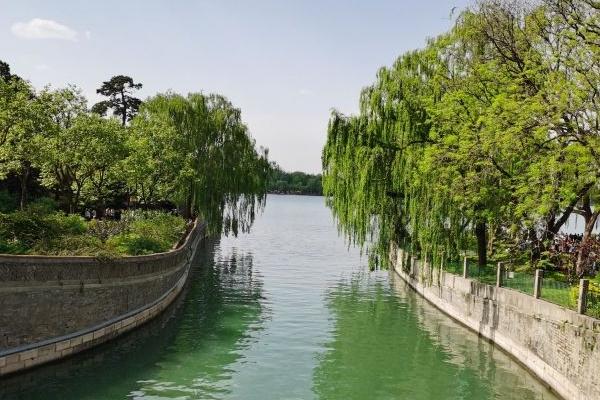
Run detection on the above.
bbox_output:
[323,0,600,274]
[323,47,445,268]
[129,92,270,235]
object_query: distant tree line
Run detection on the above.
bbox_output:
[268,163,322,195]
[0,61,270,236]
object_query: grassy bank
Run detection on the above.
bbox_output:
[0,199,187,257]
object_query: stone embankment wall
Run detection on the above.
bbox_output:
[390,244,600,400]
[0,221,205,376]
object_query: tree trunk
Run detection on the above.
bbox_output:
[529,227,543,265]
[95,202,105,219]
[475,221,487,267]
[121,90,127,126]
[181,181,194,220]
[19,165,30,210]
[576,210,599,277]
[183,194,193,220]
[74,183,83,215]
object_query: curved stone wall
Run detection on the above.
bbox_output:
[0,221,205,376]
[390,244,600,400]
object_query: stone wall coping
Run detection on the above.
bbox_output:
[0,219,205,264]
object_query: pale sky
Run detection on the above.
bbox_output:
[0,0,469,173]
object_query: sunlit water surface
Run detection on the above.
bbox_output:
[1,195,557,400]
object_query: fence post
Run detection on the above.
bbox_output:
[578,279,589,314]
[533,269,543,299]
[463,256,468,278]
[496,262,504,288]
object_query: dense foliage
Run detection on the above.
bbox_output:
[0,63,270,251]
[323,0,600,277]
[0,199,186,256]
[268,162,322,195]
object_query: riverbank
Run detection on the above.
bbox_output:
[390,244,600,400]
[0,220,205,376]
[0,195,557,400]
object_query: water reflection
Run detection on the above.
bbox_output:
[130,242,264,400]
[0,239,265,400]
[387,274,557,400]
[313,271,557,400]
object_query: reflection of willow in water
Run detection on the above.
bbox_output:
[387,274,557,400]
[0,239,265,400]
[132,244,265,399]
[312,272,540,400]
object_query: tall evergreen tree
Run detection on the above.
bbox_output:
[91,75,142,126]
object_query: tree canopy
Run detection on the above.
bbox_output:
[129,92,270,235]
[0,62,270,237]
[91,75,143,126]
[322,0,600,276]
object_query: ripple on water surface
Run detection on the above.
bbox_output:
[1,195,557,400]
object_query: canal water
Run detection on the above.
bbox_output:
[1,195,557,400]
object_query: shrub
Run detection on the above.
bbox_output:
[0,211,58,250]
[87,219,129,242]
[0,211,87,254]
[0,239,28,254]
[0,209,186,256]
[107,213,186,255]
[49,213,87,235]
[130,213,186,248]
[107,233,165,255]
[32,234,107,256]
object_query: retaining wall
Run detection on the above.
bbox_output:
[0,221,205,376]
[390,244,600,400]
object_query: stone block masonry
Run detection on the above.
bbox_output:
[390,244,600,400]
[0,221,206,376]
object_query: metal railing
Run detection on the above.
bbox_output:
[404,250,598,318]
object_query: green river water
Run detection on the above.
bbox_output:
[1,195,558,400]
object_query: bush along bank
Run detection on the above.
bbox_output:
[0,199,188,256]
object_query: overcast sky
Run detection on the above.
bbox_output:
[0,0,469,173]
